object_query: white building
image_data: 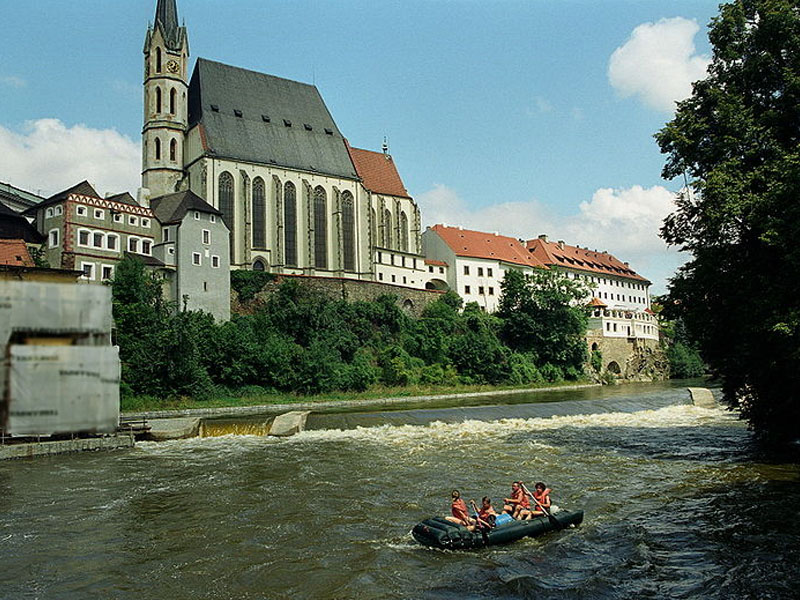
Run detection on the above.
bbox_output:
[526,235,658,341]
[422,224,547,312]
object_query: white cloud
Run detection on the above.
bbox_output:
[1,76,26,88]
[608,17,710,112]
[417,183,685,292]
[0,119,140,197]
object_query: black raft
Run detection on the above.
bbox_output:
[411,510,584,550]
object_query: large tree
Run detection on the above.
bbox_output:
[656,0,800,441]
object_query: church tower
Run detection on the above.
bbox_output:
[142,0,189,197]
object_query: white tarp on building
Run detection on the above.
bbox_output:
[5,345,120,437]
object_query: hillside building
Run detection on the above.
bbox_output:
[422,224,547,312]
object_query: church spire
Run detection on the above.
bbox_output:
[155,0,181,50]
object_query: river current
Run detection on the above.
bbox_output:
[1,382,799,599]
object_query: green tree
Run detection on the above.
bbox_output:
[497,268,589,371]
[656,0,800,441]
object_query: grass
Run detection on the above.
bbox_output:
[120,379,594,413]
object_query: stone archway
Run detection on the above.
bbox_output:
[607,361,621,375]
[425,278,448,291]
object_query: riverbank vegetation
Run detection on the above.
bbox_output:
[112,258,591,407]
[657,0,800,441]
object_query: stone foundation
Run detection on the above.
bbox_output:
[232,273,445,317]
[587,332,669,381]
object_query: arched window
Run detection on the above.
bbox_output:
[156,86,162,113]
[313,186,327,269]
[252,177,266,249]
[169,138,177,162]
[382,208,392,249]
[342,191,355,271]
[169,88,176,114]
[370,207,377,248]
[284,182,297,267]
[154,137,161,160]
[253,259,266,272]
[399,211,409,252]
[156,48,162,73]
[218,171,234,260]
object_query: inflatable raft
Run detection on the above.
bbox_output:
[411,509,584,549]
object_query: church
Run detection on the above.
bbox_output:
[142,0,428,288]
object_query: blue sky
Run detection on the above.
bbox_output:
[0,0,722,292]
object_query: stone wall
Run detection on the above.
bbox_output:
[587,331,669,381]
[232,273,445,317]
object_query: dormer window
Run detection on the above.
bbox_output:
[262,115,270,123]
[210,104,219,112]
[234,109,243,118]
[283,119,292,127]
[324,128,333,135]
[304,124,312,131]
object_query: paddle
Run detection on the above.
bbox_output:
[520,482,562,530]
[469,499,494,531]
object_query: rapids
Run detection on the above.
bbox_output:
[1,382,798,599]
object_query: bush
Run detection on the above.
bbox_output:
[539,363,564,383]
[508,353,543,385]
[590,349,603,373]
[230,270,276,302]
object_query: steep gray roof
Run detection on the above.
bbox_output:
[154,0,184,51]
[24,180,100,214]
[188,58,358,181]
[106,192,138,206]
[150,189,223,225]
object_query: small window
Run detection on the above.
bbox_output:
[194,211,200,220]
[78,230,90,246]
[428,266,433,273]
[210,215,216,223]
[76,205,87,217]
[478,267,483,277]
[192,252,201,266]
[168,247,175,255]
[94,209,104,220]
[403,276,407,284]
[128,237,139,253]
[464,285,471,294]
[378,273,383,281]
[402,256,406,267]
[80,262,94,280]
[202,229,211,245]
[489,287,494,295]
[479,286,485,295]
[46,207,54,218]
[487,268,493,277]
[92,232,104,248]
[107,235,118,251]
[211,255,220,268]
[142,240,152,255]
[391,274,396,283]
[129,216,138,226]
[377,251,382,263]
[162,227,170,242]
[113,213,123,223]
[142,218,150,228]
[463,265,469,275]
[49,229,59,248]
[101,265,114,281]
[55,205,63,216]
[439,267,444,274]
[204,282,208,292]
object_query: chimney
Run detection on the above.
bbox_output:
[137,187,151,209]
[558,240,565,250]
[538,234,548,242]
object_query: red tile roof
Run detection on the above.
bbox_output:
[431,225,548,269]
[0,239,35,267]
[587,297,608,307]
[347,143,411,199]
[526,237,649,283]
[425,259,448,267]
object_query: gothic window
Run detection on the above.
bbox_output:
[370,207,377,249]
[284,182,297,267]
[156,86,162,113]
[156,47,162,73]
[383,208,392,249]
[218,171,234,260]
[169,138,177,162]
[253,259,266,272]
[313,186,327,269]
[399,211,409,252]
[170,88,176,114]
[252,177,266,249]
[342,191,355,271]
[154,137,161,160]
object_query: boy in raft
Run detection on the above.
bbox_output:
[476,496,498,528]
[446,489,476,530]
[503,481,532,520]
[530,482,552,516]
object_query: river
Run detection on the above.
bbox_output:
[1,381,798,599]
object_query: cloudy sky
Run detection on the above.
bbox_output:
[0,0,721,292]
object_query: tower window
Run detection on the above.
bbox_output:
[156,47,162,73]
[156,86,162,113]
[170,88,176,114]
[170,138,177,162]
[155,137,161,160]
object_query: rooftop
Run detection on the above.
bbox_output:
[347,144,411,199]
[526,236,649,283]
[430,225,547,270]
[0,239,35,268]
